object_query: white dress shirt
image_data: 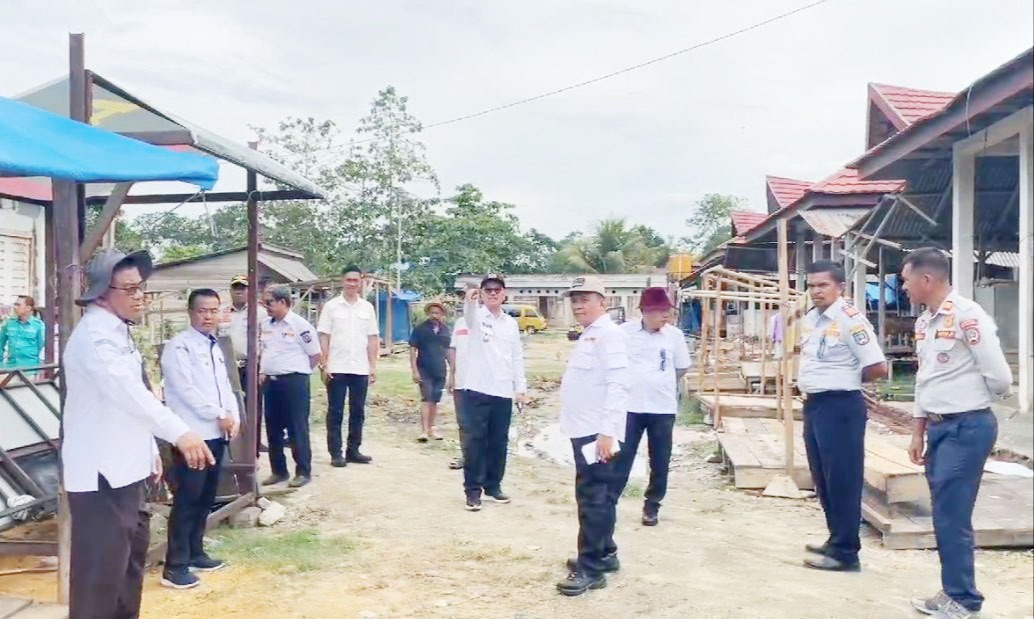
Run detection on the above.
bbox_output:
[462,302,528,399]
[161,327,241,440]
[913,291,1013,417]
[449,316,471,390]
[317,296,379,375]
[62,306,190,492]
[622,321,691,414]
[559,314,631,439]
[260,311,322,375]
[797,297,886,394]
[221,304,268,362]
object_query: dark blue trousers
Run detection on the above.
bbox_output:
[614,412,675,511]
[460,390,512,496]
[802,390,866,564]
[571,435,623,577]
[264,373,312,478]
[926,409,997,612]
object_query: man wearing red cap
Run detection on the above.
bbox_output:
[613,287,691,526]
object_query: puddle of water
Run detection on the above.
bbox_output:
[518,422,687,481]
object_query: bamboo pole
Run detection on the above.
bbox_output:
[713,276,723,430]
[697,275,710,398]
[777,220,795,476]
[760,300,768,395]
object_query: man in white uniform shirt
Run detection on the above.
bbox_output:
[556,275,630,597]
[446,312,471,470]
[461,275,528,511]
[901,248,1012,619]
[160,288,240,590]
[63,249,213,617]
[261,285,322,488]
[613,288,691,527]
[318,265,379,466]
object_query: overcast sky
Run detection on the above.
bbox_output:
[3,0,1032,239]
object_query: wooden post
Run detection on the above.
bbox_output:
[697,275,710,401]
[952,148,976,297]
[877,246,887,351]
[55,32,88,604]
[777,219,794,476]
[1019,125,1033,413]
[713,276,723,430]
[760,301,768,395]
[243,149,260,495]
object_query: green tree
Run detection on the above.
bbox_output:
[556,218,669,274]
[683,193,749,256]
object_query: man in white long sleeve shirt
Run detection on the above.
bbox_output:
[555,275,630,597]
[62,249,214,618]
[461,275,528,511]
[160,288,241,589]
[901,248,1013,619]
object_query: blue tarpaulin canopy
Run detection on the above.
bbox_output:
[0,96,217,188]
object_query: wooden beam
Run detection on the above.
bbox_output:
[952,150,976,296]
[954,107,1034,157]
[243,146,260,496]
[83,189,316,205]
[896,194,938,227]
[712,276,723,430]
[776,219,794,476]
[877,247,887,349]
[79,182,132,262]
[1019,124,1033,414]
[117,130,195,146]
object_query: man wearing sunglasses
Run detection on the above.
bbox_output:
[460,275,528,512]
[613,288,691,527]
[798,260,887,573]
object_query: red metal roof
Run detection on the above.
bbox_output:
[870,83,955,126]
[0,177,51,202]
[730,210,767,235]
[808,167,904,195]
[765,175,812,209]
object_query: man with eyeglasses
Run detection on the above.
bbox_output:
[62,249,215,617]
[160,288,240,589]
[613,288,691,527]
[460,275,528,511]
[798,260,887,573]
[260,285,322,488]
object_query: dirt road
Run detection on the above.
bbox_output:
[3,334,1031,618]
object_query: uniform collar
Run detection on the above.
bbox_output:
[86,304,130,331]
[819,297,845,320]
[587,313,613,330]
[929,290,957,317]
[271,310,293,324]
[190,326,218,342]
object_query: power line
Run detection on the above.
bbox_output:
[316,0,830,156]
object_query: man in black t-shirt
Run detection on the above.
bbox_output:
[409,302,452,442]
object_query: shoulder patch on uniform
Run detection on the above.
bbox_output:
[300,331,313,343]
[852,329,870,346]
[842,305,860,318]
[849,324,866,334]
[964,326,981,345]
[960,319,978,330]
[941,299,954,313]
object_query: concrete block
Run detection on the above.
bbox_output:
[258,501,286,527]
[228,506,261,528]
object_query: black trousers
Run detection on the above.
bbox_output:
[803,390,867,563]
[454,389,468,453]
[68,475,149,619]
[165,438,226,572]
[327,373,369,456]
[239,364,263,455]
[571,435,622,576]
[614,412,676,510]
[460,390,512,495]
[264,373,312,477]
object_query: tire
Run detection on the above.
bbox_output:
[525,326,537,335]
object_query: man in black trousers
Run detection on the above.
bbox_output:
[160,288,240,589]
[62,249,214,616]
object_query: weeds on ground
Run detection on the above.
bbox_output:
[622,483,644,498]
[211,528,355,573]
[677,396,706,427]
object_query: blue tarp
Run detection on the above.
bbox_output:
[0,96,217,188]
[865,276,900,310]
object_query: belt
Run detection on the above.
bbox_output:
[927,408,991,424]
[267,372,306,381]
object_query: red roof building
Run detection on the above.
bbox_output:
[867,83,954,148]
[764,175,812,213]
[730,210,767,236]
[808,167,905,195]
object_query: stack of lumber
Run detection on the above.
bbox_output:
[696,393,803,421]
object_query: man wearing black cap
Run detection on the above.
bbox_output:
[63,249,215,617]
[461,275,528,511]
[223,274,267,454]
[409,301,452,442]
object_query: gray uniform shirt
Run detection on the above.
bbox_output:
[913,291,1013,418]
[797,297,886,394]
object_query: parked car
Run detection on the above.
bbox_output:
[503,304,548,334]
[566,306,626,340]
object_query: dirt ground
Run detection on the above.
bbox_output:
[2,333,1032,618]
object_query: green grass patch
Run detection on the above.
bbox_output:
[874,371,916,401]
[211,527,355,573]
[677,395,706,427]
[622,483,644,498]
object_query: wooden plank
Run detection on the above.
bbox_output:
[9,604,69,619]
[0,599,32,618]
[863,436,928,504]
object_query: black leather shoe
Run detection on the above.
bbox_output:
[260,474,289,486]
[556,570,607,596]
[288,475,311,488]
[330,457,347,468]
[803,555,860,572]
[805,542,833,556]
[642,506,659,527]
[346,451,372,464]
[565,553,619,573]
